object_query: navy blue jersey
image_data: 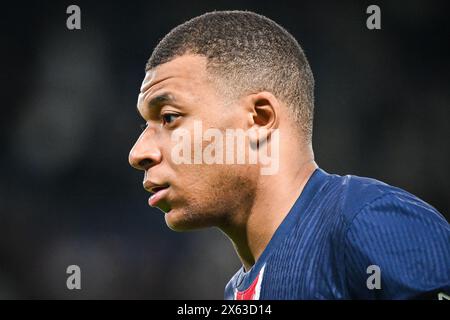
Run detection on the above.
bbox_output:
[224,168,450,300]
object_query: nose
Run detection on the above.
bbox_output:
[128,130,162,171]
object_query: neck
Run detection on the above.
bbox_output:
[220,144,318,271]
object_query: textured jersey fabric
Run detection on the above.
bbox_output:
[224,168,450,300]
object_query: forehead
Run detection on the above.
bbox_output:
[140,54,211,97]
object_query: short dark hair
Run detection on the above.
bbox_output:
[147,10,315,142]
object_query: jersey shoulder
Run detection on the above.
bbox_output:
[327,172,444,225]
[333,174,450,299]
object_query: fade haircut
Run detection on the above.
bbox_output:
[146,10,315,142]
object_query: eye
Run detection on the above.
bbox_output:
[161,113,180,126]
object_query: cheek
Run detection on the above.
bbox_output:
[169,164,232,203]
[174,163,221,187]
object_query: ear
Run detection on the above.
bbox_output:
[246,91,280,146]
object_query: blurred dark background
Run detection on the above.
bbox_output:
[1,0,449,299]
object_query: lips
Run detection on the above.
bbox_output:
[149,187,169,207]
[143,181,170,207]
[150,185,168,193]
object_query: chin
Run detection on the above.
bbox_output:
[164,207,213,232]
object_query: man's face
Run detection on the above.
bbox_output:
[129,54,258,231]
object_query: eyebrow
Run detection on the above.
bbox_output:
[137,92,175,115]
